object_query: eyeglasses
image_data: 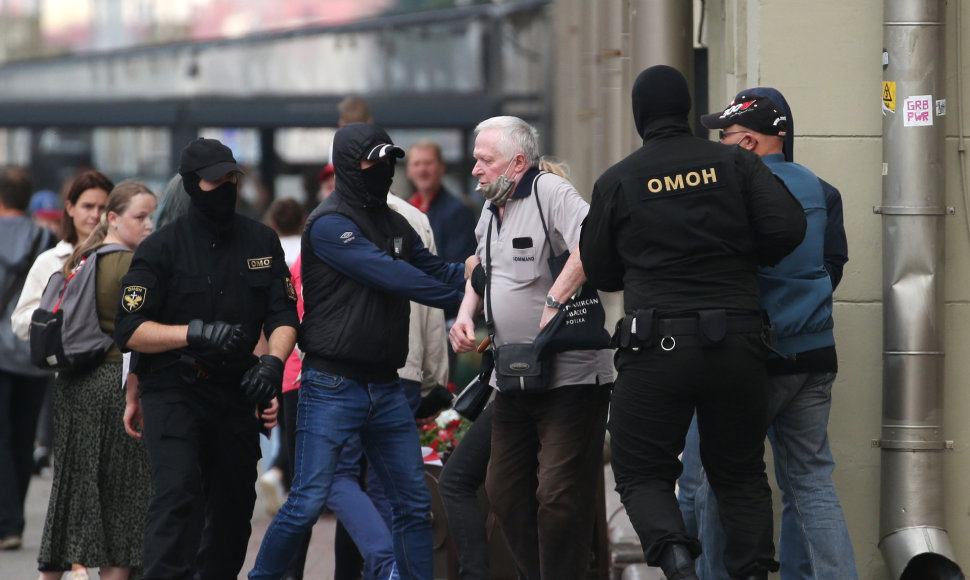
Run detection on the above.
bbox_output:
[718,130,751,142]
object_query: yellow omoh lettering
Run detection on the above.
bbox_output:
[664,174,684,191]
[647,178,663,193]
[685,172,701,187]
[701,167,717,184]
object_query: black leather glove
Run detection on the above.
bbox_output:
[186,319,248,355]
[241,354,284,408]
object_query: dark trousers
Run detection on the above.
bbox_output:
[140,385,261,580]
[438,403,494,580]
[0,369,46,538]
[609,332,778,578]
[485,383,610,580]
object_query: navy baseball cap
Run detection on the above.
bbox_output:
[700,94,788,137]
[178,138,245,181]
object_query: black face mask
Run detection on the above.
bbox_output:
[360,161,394,206]
[184,172,237,224]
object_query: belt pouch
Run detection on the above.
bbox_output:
[698,309,727,346]
[634,308,657,348]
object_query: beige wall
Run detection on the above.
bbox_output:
[554,0,970,577]
[715,2,969,578]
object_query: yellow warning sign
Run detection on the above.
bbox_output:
[883,81,896,111]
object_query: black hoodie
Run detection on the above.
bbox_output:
[299,123,418,382]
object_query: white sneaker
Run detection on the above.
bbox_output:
[259,467,286,516]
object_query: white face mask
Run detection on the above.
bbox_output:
[475,158,517,206]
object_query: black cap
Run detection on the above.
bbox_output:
[363,143,405,162]
[178,138,245,181]
[700,94,788,136]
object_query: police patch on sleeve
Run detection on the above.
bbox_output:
[122,285,147,313]
[284,277,297,302]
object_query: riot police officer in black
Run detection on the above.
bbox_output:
[580,66,806,580]
[115,137,299,580]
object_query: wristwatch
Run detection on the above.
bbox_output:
[545,294,564,309]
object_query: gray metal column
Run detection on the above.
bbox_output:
[627,0,693,151]
[878,1,963,578]
[596,0,627,175]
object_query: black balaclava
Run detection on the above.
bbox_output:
[331,123,405,210]
[183,172,238,224]
[360,160,396,204]
[738,87,794,162]
[632,64,692,138]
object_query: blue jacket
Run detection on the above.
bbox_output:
[758,153,835,356]
[424,187,478,265]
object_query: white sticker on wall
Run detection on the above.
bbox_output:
[936,99,947,116]
[882,163,888,176]
[904,95,933,126]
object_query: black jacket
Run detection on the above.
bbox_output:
[300,195,418,382]
[300,123,463,382]
[580,116,806,317]
[115,209,299,390]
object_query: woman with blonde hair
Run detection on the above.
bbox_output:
[37,181,157,580]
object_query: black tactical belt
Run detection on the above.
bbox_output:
[612,309,764,351]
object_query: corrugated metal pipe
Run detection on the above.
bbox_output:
[878,1,963,578]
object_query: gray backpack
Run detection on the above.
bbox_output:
[29,244,131,373]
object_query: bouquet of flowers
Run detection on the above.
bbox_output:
[419,409,472,462]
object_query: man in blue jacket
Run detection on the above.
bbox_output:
[679,89,856,580]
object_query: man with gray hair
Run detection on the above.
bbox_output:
[450,116,613,580]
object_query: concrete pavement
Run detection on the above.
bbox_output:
[0,466,337,579]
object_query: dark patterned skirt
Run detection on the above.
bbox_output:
[38,362,152,574]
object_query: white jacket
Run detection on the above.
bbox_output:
[11,240,73,341]
[386,194,450,394]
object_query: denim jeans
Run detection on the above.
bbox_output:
[328,435,396,580]
[680,372,857,579]
[249,368,432,580]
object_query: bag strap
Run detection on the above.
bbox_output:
[53,243,132,313]
[532,172,554,250]
[485,214,496,341]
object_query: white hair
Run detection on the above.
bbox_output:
[474,116,540,166]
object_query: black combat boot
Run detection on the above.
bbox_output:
[658,543,699,580]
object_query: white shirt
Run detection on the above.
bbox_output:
[10,240,73,341]
[386,194,450,392]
